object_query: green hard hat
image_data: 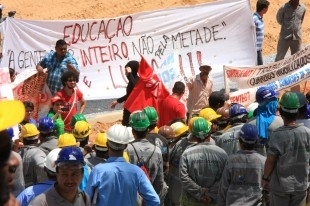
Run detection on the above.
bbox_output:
[191,118,211,140]
[70,114,87,127]
[129,111,150,131]
[143,106,158,125]
[279,91,300,113]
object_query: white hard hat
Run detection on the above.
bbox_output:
[107,124,134,144]
[44,148,61,173]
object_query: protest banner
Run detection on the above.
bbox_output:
[225,46,310,106]
[0,0,256,100]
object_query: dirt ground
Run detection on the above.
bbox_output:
[2,0,309,142]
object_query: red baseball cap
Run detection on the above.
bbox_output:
[51,96,63,103]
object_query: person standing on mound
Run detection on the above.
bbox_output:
[274,0,306,61]
[36,39,80,96]
[110,60,139,126]
[253,0,270,65]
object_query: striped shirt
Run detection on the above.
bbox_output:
[38,51,79,95]
[186,74,213,115]
[253,12,264,51]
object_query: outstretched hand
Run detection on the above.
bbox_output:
[110,100,118,109]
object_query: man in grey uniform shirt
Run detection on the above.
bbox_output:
[29,147,91,206]
[216,103,248,156]
[263,91,310,206]
[126,111,165,204]
[275,0,306,61]
[179,118,227,206]
[218,124,266,206]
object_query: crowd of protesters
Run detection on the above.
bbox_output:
[0,0,308,204]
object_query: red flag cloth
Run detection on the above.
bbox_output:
[124,56,170,113]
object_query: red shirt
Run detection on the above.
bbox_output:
[55,88,83,131]
[158,95,186,127]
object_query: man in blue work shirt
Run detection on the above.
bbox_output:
[86,124,160,206]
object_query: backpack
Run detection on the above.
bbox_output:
[131,143,156,180]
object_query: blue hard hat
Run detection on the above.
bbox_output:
[239,124,258,144]
[255,87,277,104]
[6,127,14,139]
[56,147,85,166]
[229,103,247,118]
[38,117,54,133]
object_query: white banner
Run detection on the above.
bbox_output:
[1,0,256,100]
[224,46,310,91]
[225,46,310,106]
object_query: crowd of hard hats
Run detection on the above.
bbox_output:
[2,87,310,205]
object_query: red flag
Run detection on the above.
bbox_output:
[124,56,170,113]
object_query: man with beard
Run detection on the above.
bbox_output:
[29,147,91,206]
[55,71,86,132]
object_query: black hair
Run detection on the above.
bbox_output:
[55,39,67,48]
[39,131,56,140]
[172,81,185,95]
[61,70,79,86]
[256,0,270,12]
[306,92,310,103]
[23,101,34,110]
[94,149,109,159]
[9,68,15,77]
[22,138,39,145]
[132,129,148,139]
[209,91,226,111]
[125,60,139,76]
[279,107,298,121]
[78,137,89,148]
[239,138,256,150]
[148,123,157,131]
[298,104,307,119]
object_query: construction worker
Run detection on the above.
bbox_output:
[218,124,266,205]
[72,120,91,148]
[179,118,227,205]
[37,117,58,155]
[84,132,109,169]
[127,111,165,203]
[20,123,47,187]
[248,87,283,156]
[167,117,203,206]
[86,124,159,205]
[29,147,91,205]
[263,92,310,206]
[17,148,61,206]
[215,103,248,155]
[57,133,77,148]
[199,107,222,134]
[212,106,231,141]
[170,121,189,147]
[158,125,174,147]
[57,133,90,191]
[70,113,87,131]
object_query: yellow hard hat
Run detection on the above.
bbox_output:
[199,108,221,122]
[123,151,130,162]
[95,133,108,147]
[153,126,159,133]
[170,122,188,138]
[0,100,25,131]
[58,133,77,148]
[20,123,40,139]
[72,121,92,140]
